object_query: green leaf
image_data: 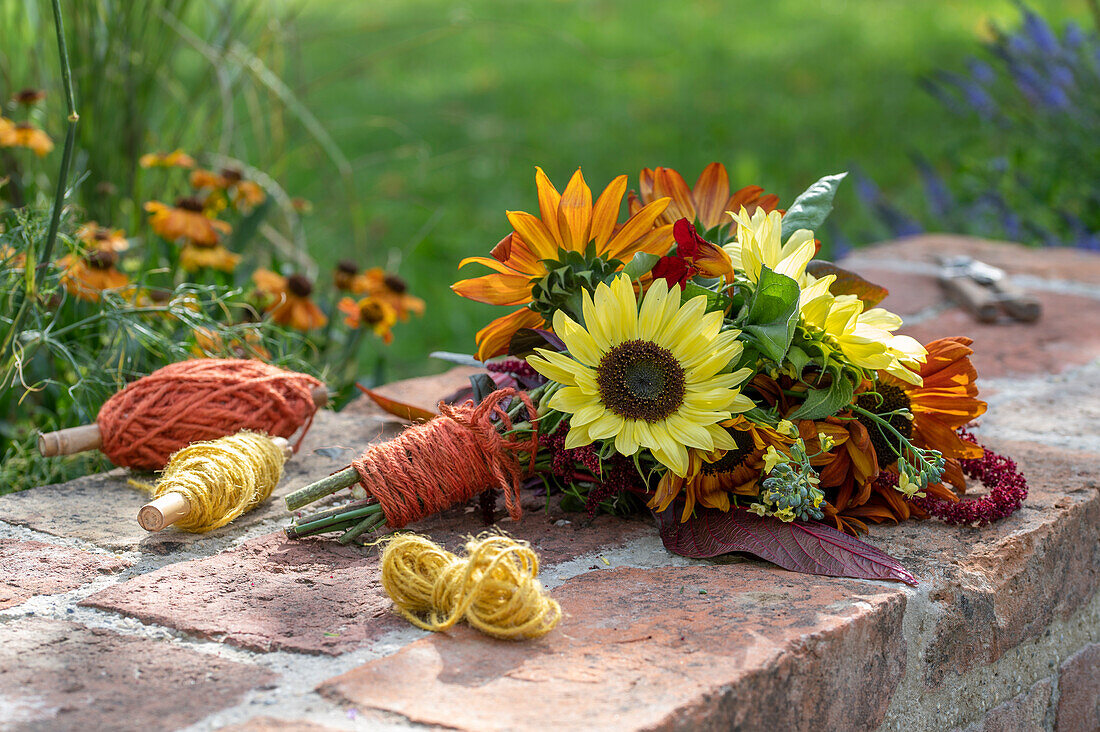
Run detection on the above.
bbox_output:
[741,266,800,363]
[682,281,733,314]
[786,345,811,378]
[781,172,848,240]
[621,251,659,280]
[789,371,855,420]
[805,261,889,307]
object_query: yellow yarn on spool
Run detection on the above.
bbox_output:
[136,430,286,533]
[379,532,562,640]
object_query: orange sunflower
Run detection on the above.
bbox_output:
[58,249,130,302]
[351,268,424,320]
[453,167,674,360]
[179,243,240,273]
[252,269,327,331]
[628,163,780,233]
[339,295,398,343]
[648,416,790,521]
[145,196,231,245]
[191,168,266,211]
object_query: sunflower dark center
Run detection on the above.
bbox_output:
[855,384,913,466]
[286,274,313,297]
[359,300,387,324]
[176,196,205,212]
[336,259,358,275]
[220,168,243,184]
[701,427,756,475]
[595,339,685,422]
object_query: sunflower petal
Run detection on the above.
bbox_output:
[693,163,731,230]
[557,169,593,252]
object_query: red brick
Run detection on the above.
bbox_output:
[0,538,131,609]
[318,564,906,731]
[1056,643,1100,732]
[877,439,1099,686]
[853,266,944,317]
[899,291,1100,379]
[81,502,648,655]
[0,617,274,731]
[855,234,1100,285]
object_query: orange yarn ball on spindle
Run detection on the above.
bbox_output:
[96,359,323,470]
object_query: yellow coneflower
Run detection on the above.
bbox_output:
[144,196,231,245]
[76,222,129,253]
[252,269,328,331]
[1,122,53,156]
[58,249,130,302]
[139,149,196,169]
[338,295,398,344]
[191,168,266,211]
[352,267,425,320]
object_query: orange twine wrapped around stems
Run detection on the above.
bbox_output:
[285,389,539,542]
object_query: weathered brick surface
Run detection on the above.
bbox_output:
[0,410,401,553]
[960,678,1053,732]
[319,565,906,731]
[1056,643,1100,732]
[81,504,650,655]
[342,365,481,418]
[0,617,274,731]
[0,538,131,609]
[216,718,344,731]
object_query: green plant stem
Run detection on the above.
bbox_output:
[337,511,387,545]
[1,0,79,371]
[284,466,359,510]
[288,502,382,536]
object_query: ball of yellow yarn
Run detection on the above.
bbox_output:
[379,532,562,640]
[142,430,286,533]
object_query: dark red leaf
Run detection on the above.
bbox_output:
[656,505,916,585]
[805,261,890,308]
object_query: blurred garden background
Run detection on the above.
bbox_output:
[2,0,1097,489]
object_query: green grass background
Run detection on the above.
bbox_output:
[277,0,1086,380]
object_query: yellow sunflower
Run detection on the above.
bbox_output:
[453,167,675,360]
[724,206,816,285]
[798,285,926,385]
[649,415,791,521]
[528,274,754,477]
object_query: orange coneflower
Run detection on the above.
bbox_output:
[192,326,270,360]
[58,249,130,302]
[351,268,424,321]
[648,416,790,521]
[179,242,241,273]
[1,122,53,156]
[76,222,129,253]
[12,88,46,106]
[629,163,780,233]
[145,196,231,245]
[452,167,675,360]
[252,269,327,331]
[333,260,360,292]
[339,295,398,344]
[139,149,196,169]
[191,168,266,211]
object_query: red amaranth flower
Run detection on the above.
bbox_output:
[542,424,644,516]
[885,431,1028,525]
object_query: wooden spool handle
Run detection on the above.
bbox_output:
[137,437,292,532]
[938,275,1000,323]
[38,386,328,457]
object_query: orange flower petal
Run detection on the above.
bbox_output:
[693,163,731,230]
[534,167,563,246]
[474,307,545,361]
[589,174,627,252]
[602,200,671,261]
[452,271,533,306]
[653,167,696,224]
[506,211,560,261]
[556,168,593,252]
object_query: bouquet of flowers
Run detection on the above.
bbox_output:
[286,164,1027,583]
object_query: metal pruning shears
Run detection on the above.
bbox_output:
[937,256,1041,323]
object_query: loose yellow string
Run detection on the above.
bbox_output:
[379,532,562,640]
[130,430,285,533]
